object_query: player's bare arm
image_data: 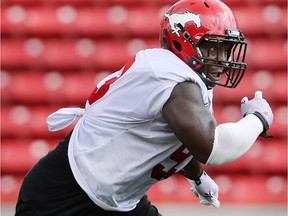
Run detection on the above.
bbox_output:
[178,157,203,180]
[163,82,273,166]
[163,81,216,163]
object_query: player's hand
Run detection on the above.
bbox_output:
[188,171,220,208]
[241,91,273,137]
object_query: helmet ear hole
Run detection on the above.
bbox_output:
[173,40,182,51]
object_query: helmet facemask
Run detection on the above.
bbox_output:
[187,29,248,89]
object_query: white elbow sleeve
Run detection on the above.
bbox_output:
[206,114,263,166]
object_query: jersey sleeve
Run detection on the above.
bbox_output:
[129,48,208,119]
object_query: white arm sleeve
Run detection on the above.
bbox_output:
[206,114,263,166]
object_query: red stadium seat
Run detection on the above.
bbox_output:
[1,5,164,37]
[3,102,282,141]
[1,0,177,6]
[1,38,286,70]
[2,4,286,37]
[1,103,286,140]
[2,103,286,139]
[223,0,287,5]
[246,39,287,70]
[1,71,286,139]
[2,138,286,175]
[1,0,286,6]
[1,70,109,103]
[1,38,159,70]
[2,139,58,174]
[1,105,75,139]
[2,70,286,104]
[213,70,287,104]
[232,6,287,37]
[213,104,287,139]
[203,139,287,175]
[1,175,23,202]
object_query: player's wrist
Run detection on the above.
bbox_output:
[182,167,203,181]
[252,112,273,138]
[189,169,204,187]
[190,169,204,181]
[179,157,204,180]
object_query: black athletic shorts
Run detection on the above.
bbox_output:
[15,131,162,216]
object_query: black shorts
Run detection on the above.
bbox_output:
[15,131,162,216]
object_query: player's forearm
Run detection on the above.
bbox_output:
[206,114,263,165]
[180,157,203,180]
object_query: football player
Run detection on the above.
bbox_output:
[15,0,273,215]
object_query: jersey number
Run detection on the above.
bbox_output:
[88,56,135,104]
[151,145,191,181]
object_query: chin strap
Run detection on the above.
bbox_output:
[191,64,215,90]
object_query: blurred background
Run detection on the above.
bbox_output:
[1,0,287,215]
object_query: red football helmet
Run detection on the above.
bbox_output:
[160,0,247,89]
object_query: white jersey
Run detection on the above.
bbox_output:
[47,48,213,212]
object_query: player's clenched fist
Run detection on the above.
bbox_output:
[241,91,273,137]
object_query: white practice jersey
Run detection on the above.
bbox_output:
[48,48,213,212]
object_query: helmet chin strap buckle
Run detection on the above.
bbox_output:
[188,57,202,69]
[187,58,216,90]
